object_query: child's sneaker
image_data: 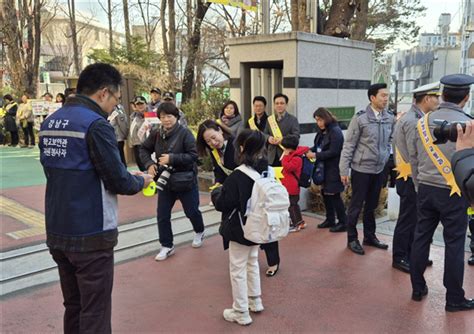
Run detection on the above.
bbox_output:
[223,309,252,325]
[289,225,300,233]
[298,221,307,230]
[248,297,264,313]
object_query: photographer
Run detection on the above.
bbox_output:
[410,74,474,312]
[452,119,474,266]
[140,103,205,261]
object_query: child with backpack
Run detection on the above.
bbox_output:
[281,136,310,232]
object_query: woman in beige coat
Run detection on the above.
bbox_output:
[17,94,35,148]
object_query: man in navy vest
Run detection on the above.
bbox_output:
[39,63,153,333]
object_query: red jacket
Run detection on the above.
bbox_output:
[281,146,309,195]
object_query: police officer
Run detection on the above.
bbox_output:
[148,87,161,113]
[340,83,394,255]
[410,74,474,312]
[391,83,440,273]
[108,104,129,166]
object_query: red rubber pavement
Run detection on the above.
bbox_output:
[2,215,473,333]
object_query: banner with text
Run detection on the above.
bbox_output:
[208,0,258,12]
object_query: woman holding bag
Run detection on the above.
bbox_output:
[307,108,347,232]
[140,103,205,261]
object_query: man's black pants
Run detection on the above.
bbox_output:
[392,177,417,262]
[50,248,114,334]
[346,170,385,242]
[410,184,469,304]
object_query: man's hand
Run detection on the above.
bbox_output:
[142,174,153,188]
[456,120,474,151]
[147,164,158,177]
[341,175,350,186]
[306,151,316,160]
[158,154,170,166]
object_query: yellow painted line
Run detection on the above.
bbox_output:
[1,196,45,239]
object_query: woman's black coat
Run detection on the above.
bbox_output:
[311,122,345,194]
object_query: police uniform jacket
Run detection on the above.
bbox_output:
[109,106,129,141]
[129,111,146,147]
[263,111,300,164]
[393,104,424,176]
[339,104,394,176]
[39,95,144,252]
[411,101,473,190]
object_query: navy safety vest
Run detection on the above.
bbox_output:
[40,105,118,238]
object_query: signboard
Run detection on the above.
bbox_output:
[208,0,258,12]
[327,106,355,122]
[31,100,62,116]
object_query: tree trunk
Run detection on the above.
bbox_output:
[323,0,359,38]
[351,0,368,40]
[298,0,311,32]
[290,0,299,31]
[181,0,210,103]
[108,0,114,54]
[123,0,132,54]
[168,0,177,86]
[68,0,81,75]
[1,0,43,95]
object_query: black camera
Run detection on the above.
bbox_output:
[433,119,467,144]
[155,165,174,191]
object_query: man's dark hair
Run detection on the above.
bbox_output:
[234,129,268,170]
[253,96,267,106]
[442,87,470,104]
[76,63,123,96]
[273,93,289,103]
[281,135,299,150]
[3,94,13,102]
[367,83,387,101]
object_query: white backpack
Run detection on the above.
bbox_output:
[237,165,290,244]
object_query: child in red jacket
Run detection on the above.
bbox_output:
[281,136,309,232]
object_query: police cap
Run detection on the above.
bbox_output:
[133,96,147,104]
[411,82,440,98]
[440,74,474,90]
[162,91,175,101]
[150,87,161,94]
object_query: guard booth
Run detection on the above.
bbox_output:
[227,31,375,147]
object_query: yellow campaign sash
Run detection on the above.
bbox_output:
[393,147,412,181]
[211,148,233,176]
[267,114,285,150]
[417,113,461,197]
[248,116,258,131]
[216,118,222,125]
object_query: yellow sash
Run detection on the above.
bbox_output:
[417,113,461,196]
[393,147,412,181]
[216,118,222,125]
[267,114,285,150]
[211,148,233,176]
[248,116,258,131]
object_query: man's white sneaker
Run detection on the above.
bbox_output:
[192,230,206,248]
[248,297,264,313]
[155,246,175,261]
[223,309,252,325]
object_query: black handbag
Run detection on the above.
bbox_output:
[312,160,325,185]
[169,170,195,192]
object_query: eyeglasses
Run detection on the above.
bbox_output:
[107,88,122,104]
